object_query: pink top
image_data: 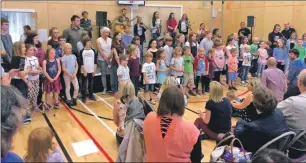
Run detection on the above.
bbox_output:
[213,49,225,70]
[257,48,268,65]
[228,56,238,72]
[144,112,200,162]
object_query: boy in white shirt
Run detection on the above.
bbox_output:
[142,52,156,105]
[117,54,130,98]
[241,45,252,84]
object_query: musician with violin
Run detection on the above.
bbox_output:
[134,17,147,45]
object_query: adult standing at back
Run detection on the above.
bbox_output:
[268,24,284,49]
[178,14,190,38]
[287,49,306,89]
[63,15,84,56]
[1,18,13,72]
[260,57,287,102]
[96,27,112,94]
[166,12,178,39]
[238,22,251,45]
[281,22,296,40]
[80,11,93,39]
[150,11,162,40]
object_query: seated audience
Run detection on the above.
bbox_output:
[24,127,65,162]
[144,86,202,162]
[261,57,287,102]
[194,81,232,140]
[231,78,261,122]
[113,81,145,145]
[234,86,289,153]
[1,85,26,162]
[251,148,292,163]
[278,69,306,133]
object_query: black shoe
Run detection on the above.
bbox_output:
[188,90,197,96]
[89,96,96,101]
[232,86,238,91]
[229,86,233,90]
[66,100,73,106]
[72,98,77,106]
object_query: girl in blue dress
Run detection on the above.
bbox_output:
[156,48,169,85]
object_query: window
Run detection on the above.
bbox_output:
[1,10,37,43]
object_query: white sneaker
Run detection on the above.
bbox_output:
[245,80,249,83]
[102,90,106,95]
[241,81,245,84]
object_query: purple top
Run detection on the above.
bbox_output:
[128,57,140,77]
[47,147,65,162]
[261,67,287,102]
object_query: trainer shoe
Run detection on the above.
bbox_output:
[241,81,245,84]
[72,98,77,106]
[89,96,97,101]
[54,103,60,109]
[102,90,106,95]
[232,86,238,91]
[23,114,32,125]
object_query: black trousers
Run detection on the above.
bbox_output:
[195,75,210,92]
[82,73,94,98]
[37,75,44,105]
[11,79,28,98]
[277,63,285,72]
[284,86,300,100]
[131,76,139,96]
[213,71,222,82]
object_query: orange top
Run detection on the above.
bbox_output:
[227,56,239,72]
[143,112,200,162]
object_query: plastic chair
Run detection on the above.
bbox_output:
[287,130,306,162]
[253,131,296,156]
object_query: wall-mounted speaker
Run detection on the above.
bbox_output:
[247,16,255,27]
[96,11,107,26]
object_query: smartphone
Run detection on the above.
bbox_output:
[176,78,181,85]
[18,57,25,71]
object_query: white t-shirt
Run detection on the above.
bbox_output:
[97,37,112,61]
[142,62,156,84]
[171,57,184,77]
[185,41,199,48]
[26,56,39,81]
[117,65,130,81]
[81,49,96,73]
[180,21,187,32]
[242,52,252,66]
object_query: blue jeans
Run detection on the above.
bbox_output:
[257,63,265,77]
[241,66,250,81]
[152,33,160,40]
[144,84,154,92]
[97,60,112,91]
[111,64,119,92]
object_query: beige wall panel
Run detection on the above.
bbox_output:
[263,6,293,40]
[265,1,294,7]
[226,1,241,9]
[239,7,265,40]
[50,1,85,5]
[84,1,117,6]
[240,1,265,8]
[293,1,306,6]
[187,8,211,32]
[292,5,306,37]
[146,1,191,9]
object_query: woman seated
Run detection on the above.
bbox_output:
[144,86,202,162]
[157,76,187,106]
[234,86,289,153]
[113,81,145,145]
[230,78,261,122]
[194,81,232,140]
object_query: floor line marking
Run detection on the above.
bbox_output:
[60,100,114,163]
[93,94,114,109]
[78,99,116,136]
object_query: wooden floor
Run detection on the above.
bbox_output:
[13,80,248,162]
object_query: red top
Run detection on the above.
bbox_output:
[193,55,209,73]
[166,19,177,32]
[143,112,200,162]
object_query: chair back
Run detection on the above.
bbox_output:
[287,130,306,160]
[253,131,296,156]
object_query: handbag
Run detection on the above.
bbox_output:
[210,136,252,163]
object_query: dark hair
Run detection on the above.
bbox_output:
[241,36,248,44]
[23,25,31,31]
[183,46,191,52]
[289,49,299,58]
[156,48,165,60]
[122,8,127,12]
[148,39,157,49]
[252,149,292,163]
[58,36,66,41]
[230,48,237,54]
[157,86,185,116]
[273,24,281,32]
[113,32,121,41]
[152,11,158,27]
[167,12,175,27]
[24,31,42,48]
[81,11,88,16]
[188,31,197,44]
[213,39,222,48]
[71,15,80,22]
[200,23,205,27]
[226,37,234,46]
[212,28,220,35]
[46,48,55,61]
[25,44,34,52]
[253,86,277,113]
[1,18,8,25]
[82,35,91,47]
[131,36,140,44]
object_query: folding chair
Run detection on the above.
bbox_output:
[286,130,306,162]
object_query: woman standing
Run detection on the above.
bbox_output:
[286,32,297,50]
[111,32,125,93]
[268,24,284,49]
[134,17,147,45]
[178,14,190,38]
[150,11,162,40]
[197,23,206,43]
[96,27,112,94]
[166,12,178,39]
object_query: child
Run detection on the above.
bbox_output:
[265,41,273,58]
[250,37,259,77]
[185,32,199,57]
[61,43,79,106]
[24,127,65,162]
[286,32,297,50]
[241,45,252,84]
[257,41,268,77]
[239,36,249,57]
[273,39,289,72]
[147,39,158,63]
[117,54,130,98]
[122,25,133,50]
[157,36,164,49]
[80,36,97,103]
[132,36,143,63]
[25,44,41,112]
[57,36,66,59]
[194,47,209,95]
[212,39,225,84]
[164,36,174,67]
[156,48,169,87]
[183,46,196,96]
[127,44,140,95]
[294,39,306,62]
[142,52,156,104]
[170,47,184,84]
[228,48,239,90]
[173,33,185,48]
[42,48,62,109]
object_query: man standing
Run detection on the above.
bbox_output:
[281,22,296,40]
[114,8,130,33]
[260,57,287,102]
[80,11,93,39]
[287,49,306,89]
[1,18,13,72]
[237,22,251,44]
[63,15,84,55]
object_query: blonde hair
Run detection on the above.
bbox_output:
[24,127,54,162]
[63,43,72,54]
[253,37,259,42]
[209,81,223,103]
[174,46,182,57]
[121,81,136,103]
[249,77,261,92]
[226,90,236,101]
[159,76,176,95]
[127,44,137,55]
[12,42,25,57]
[207,48,215,57]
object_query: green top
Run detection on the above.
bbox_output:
[250,44,259,59]
[294,46,306,61]
[183,55,194,73]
